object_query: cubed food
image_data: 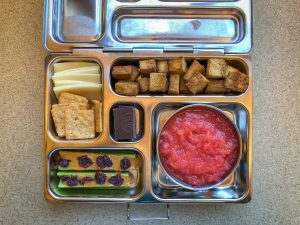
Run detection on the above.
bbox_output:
[56,151,140,171]
[184,60,205,81]
[179,76,192,94]
[115,81,139,96]
[205,80,226,94]
[168,74,180,95]
[139,59,157,74]
[113,106,136,141]
[168,57,187,75]
[149,73,168,93]
[225,65,239,78]
[225,71,249,93]
[137,76,150,93]
[91,100,102,133]
[157,60,169,73]
[207,58,227,78]
[185,73,209,94]
[112,65,139,81]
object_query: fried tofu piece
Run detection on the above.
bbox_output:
[168,57,187,75]
[149,73,168,93]
[179,76,192,94]
[205,80,226,94]
[51,104,81,137]
[65,109,95,140]
[115,81,139,96]
[112,65,139,81]
[58,92,88,105]
[168,74,180,95]
[91,100,102,133]
[139,59,157,74]
[185,73,209,94]
[224,65,239,78]
[184,60,205,81]
[225,71,249,93]
[137,76,150,93]
[157,60,169,73]
[207,59,227,78]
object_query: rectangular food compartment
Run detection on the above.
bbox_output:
[54,0,103,42]
[112,7,244,44]
[46,57,103,142]
[110,56,249,96]
[151,102,250,202]
[47,148,145,201]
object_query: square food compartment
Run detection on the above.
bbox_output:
[46,57,103,142]
[151,102,251,202]
[46,148,145,201]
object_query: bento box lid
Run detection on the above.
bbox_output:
[43,0,252,54]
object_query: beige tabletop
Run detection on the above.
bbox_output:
[0,0,299,225]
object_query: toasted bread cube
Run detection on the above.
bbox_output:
[207,59,227,78]
[224,65,239,78]
[149,73,168,93]
[168,74,180,95]
[139,59,157,74]
[112,65,139,81]
[137,76,150,93]
[168,57,187,75]
[115,81,139,96]
[184,60,205,81]
[225,71,249,93]
[157,60,169,73]
[186,73,209,94]
[205,80,226,94]
[179,76,192,94]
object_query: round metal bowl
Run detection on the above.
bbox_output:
[156,104,242,191]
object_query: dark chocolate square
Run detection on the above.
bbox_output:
[113,106,136,140]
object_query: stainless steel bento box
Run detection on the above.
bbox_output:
[43,0,253,208]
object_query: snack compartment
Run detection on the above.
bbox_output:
[151,102,251,202]
[46,148,145,201]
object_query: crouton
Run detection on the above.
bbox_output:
[149,73,168,93]
[179,76,192,94]
[168,74,180,95]
[185,73,209,94]
[115,81,139,96]
[157,60,169,73]
[168,57,187,75]
[139,59,157,74]
[207,59,227,78]
[224,65,239,78]
[137,76,150,93]
[112,65,139,81]
[205,80,226,94]
[225,71,249,93]
[184,60,205,81]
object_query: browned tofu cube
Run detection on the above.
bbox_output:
[184,60,205,81]
[179,76,192,94]
[168,74,180,95]
[186,73,209,94]
[112,65,139,81]
[168,57,187,75]
[225,71,249,93]
[157,60,169,73]
[224,65,239,78]
[139,59,157,74]
[207,59,227,78]
[149,73,168,93]
[205,79,226,94]
[115,81,139,96]
[137,76,150,93]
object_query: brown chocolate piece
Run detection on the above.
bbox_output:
[113,106,136,140]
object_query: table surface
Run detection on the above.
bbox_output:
[0,1,299,225]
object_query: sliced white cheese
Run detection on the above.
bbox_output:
[53,83,102,101]
[54,66,100,76]
[52,73,101,83]
[53,62,99,73]
[54,80,99,87]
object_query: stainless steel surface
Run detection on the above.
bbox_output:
[43,0,252,53]
[44,52,252,203]
[155,104,243,191]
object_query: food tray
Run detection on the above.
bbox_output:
[43,0,253,206]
